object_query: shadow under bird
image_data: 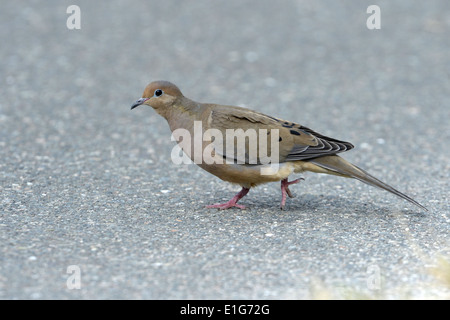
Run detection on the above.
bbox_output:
[131,81,427,211]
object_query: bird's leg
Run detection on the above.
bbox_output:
[206,187,250,210]
[280,178,304,209]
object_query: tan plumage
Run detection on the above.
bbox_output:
[131,81,427,211]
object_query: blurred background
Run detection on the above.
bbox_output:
[1,0,449,299]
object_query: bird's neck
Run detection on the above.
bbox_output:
[166,97,206,132]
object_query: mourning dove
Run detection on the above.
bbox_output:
[131,80,426,211]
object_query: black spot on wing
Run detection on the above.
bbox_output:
[284,124,354,161]
[266,115,280,122]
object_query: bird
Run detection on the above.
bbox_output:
[131,80,427,211]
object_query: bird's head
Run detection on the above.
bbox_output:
[131,81,183,117]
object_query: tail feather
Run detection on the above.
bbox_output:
[309,155,427,211]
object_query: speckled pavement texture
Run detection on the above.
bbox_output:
[0,0,449,299]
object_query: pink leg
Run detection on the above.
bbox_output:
[206,187,250,210]
[280,178,304,209]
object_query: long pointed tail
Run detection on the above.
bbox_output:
[308,155,427,211]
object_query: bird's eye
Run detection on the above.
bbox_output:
[154,89,163,97]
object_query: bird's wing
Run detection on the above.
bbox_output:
[207,105,354,164]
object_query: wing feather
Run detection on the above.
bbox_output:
[208,105,354,164]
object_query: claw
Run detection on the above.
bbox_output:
[206,203,246,210]
[280,178,304,209]
[206,187,250,210]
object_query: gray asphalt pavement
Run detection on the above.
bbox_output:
[0,0,449,299]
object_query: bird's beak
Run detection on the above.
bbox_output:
[131,98,149,110]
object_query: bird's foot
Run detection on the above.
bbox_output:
[206,202,246,210]
[206,187,250,210]
[283,178,304,198]
[280,178,304,210]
